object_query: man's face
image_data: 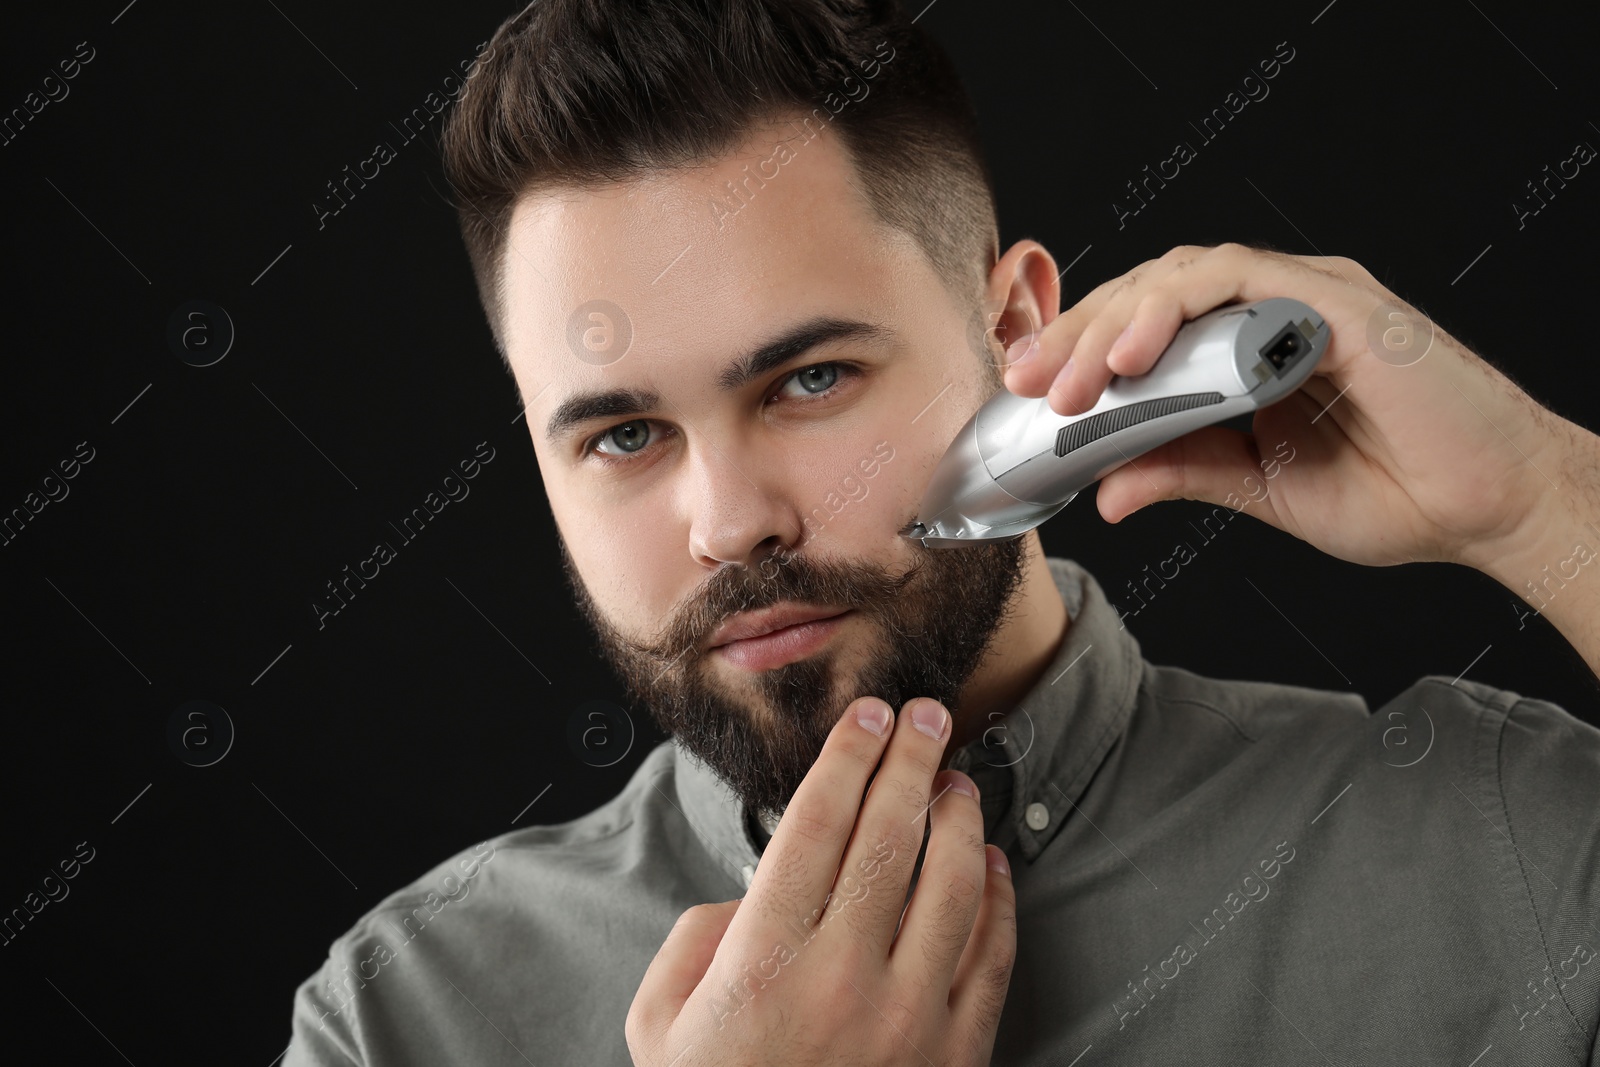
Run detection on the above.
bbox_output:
[504,115,1027,819]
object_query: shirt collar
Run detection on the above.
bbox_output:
[947,556,1144,862]
[673,556,1144,887]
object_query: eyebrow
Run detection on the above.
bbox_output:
[543,315,895,446]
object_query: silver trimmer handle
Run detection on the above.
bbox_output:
[905,297,1331,547]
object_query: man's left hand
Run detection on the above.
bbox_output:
[1002,241,1600,677]
[1002,241,1580,579]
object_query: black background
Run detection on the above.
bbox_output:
[2,0,1597,1061]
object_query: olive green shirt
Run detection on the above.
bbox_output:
[284,557,1600,1065]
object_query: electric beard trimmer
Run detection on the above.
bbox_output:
[901,297,1331,548]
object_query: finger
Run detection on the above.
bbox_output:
[727,695,895,947]
[1006,248,1197,407]
[889,768,988,996]
[1043,243,1352,420]
[1045,253,1214,418]
[1002,270,1127,398]
[948,845,1017,1043]
[1093,424,1288,532]
[817,697,955,959]
[628,899,741,1044]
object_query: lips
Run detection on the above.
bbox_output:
[707,603,851,649]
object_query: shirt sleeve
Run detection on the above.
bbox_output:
[282,953,364,1067]
[1497,694,1600,1058]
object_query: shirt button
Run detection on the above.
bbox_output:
[1025,802,1050,831]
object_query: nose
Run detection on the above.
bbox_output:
[685,438,805,571]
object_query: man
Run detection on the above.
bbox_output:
[285,0,1600,1063]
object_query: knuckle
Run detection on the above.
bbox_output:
[984,945,1018,993]
[921,882,980,961]
[835,889,893,948]
[756,847,815,921]
[1169,253,1194,272]
[878,816,925,866]
[881,772,926,810]
[940,863,986,915]
[827,730,882,774]
[877,993,924,1040]
[893,726,946,777]
[670,901,715,933]
[623,1004,651,1053]
[781,798,849,848]
[1335,254,1373,281]
[974,956,1016,1022]
[818,974,866,1021]
[1126,290,1154,322]
[990,894,1019,943]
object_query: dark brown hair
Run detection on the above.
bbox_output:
[439,0,1001,379]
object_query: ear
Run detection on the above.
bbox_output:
[982,240,1061,374]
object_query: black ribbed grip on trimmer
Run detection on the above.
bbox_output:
[1053,391,1226,457]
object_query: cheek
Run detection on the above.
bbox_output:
[804,435,917,540]
[543,471,679,634]
[593,525,678,618]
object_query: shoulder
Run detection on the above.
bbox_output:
[1132,662,1600,816]
[285,741,684,1064]
[1432,674,1600,865]
[1380,673,1600,798]
[329,736,677,942]
[1135,660,1371,744]
[1402,676,1600,1047]
[1280,670,1600,918]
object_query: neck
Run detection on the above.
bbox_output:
[944,534,1069,764]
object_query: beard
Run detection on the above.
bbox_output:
[558,524,1028,824]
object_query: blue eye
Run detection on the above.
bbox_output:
[584,361,858,464]
[782,363,838,396]
[594,421,651,457]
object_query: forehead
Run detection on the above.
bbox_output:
[499,119,924,390]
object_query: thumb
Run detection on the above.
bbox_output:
[1094,425,1269,525]
[629,899,742,1043]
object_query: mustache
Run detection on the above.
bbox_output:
[647,544,928,663]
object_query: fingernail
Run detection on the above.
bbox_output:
[856,698,893,737]
[942,771,977,799]
[987,846,1011,878]
[911,699,948,741]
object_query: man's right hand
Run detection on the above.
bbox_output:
[626,695,1018,1066]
